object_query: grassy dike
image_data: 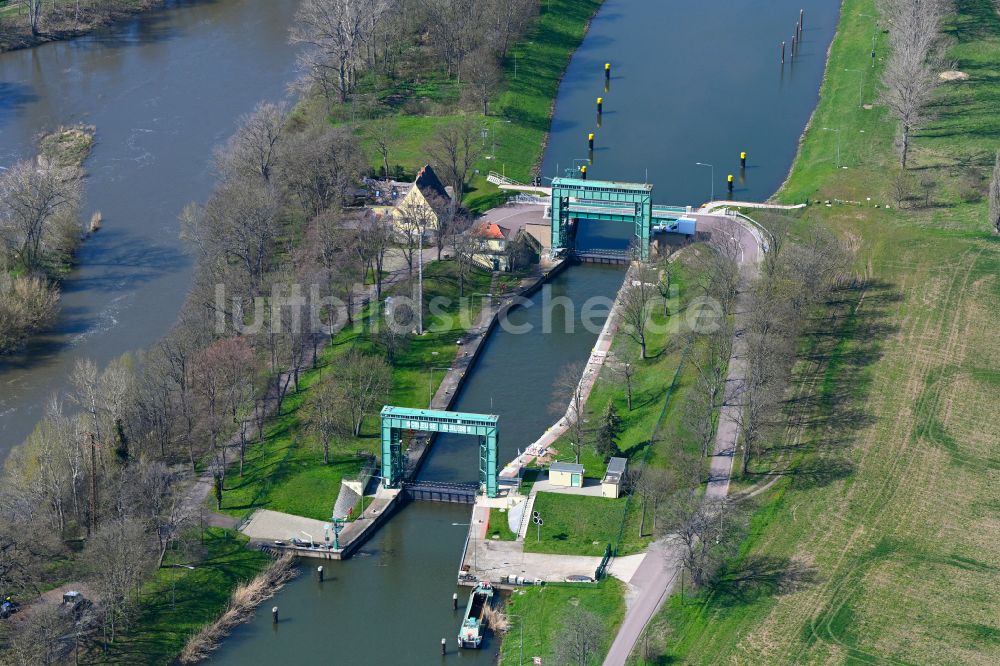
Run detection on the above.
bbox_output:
[519,249,717,559]
[633,1,1000,663]
[354,0,603,212]
[500,250,724,663]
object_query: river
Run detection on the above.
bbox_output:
[0,0,301,458]
[211,1,838,664]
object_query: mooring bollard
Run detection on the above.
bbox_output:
[272,606,279,624]
[740,151,747,169]
[727,174,734,194]
[452,592,458,610]
[588,133,594,150]
[317,566,324,582]
[597,96,603,114]
[580,165,587,180]
[441,638,447,655]
[604,62,611,78]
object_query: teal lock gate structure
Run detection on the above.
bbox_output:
[550,177,654,261]
[380,406,499,498]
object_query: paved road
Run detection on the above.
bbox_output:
[602,211,764,666]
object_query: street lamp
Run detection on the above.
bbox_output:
[859,13,879,67]
[845,68,865,107]
[428,366,452,407]
[695,162,715,202]
[507,613,525,665]
[821,127,841,168]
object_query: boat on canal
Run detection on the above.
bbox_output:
[457,581,494,649]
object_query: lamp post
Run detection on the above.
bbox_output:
[695,162,715,202]
[821,127,841,168]
[859,13,879,67]
[507,614,525,665]
[845,68,865,107]
[427,366,452,407]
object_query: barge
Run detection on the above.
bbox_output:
[457,581,494,649]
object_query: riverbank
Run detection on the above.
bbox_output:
[0,0,162,52]
[638,0,1000,663]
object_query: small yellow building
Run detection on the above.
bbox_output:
[549,462,584,488]
[601,457,628,498]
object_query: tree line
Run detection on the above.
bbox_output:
[291,0,536,109]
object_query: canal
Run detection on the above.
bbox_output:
[211,1,839,663]
[0,0,301,458]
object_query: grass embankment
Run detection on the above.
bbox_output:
[637,1,1000,663]
[97,528,272,665]
[523,252,715,557]
[216,261,493,522]
[344,0,601,211]
[500,579,626,666]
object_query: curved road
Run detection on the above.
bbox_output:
[602,211,765,666]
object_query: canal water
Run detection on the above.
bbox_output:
[212,2,838,664]
[0,0,300,458]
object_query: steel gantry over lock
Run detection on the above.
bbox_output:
[380,406,499,498]
[550,177,654,261]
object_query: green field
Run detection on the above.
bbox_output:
[500,579,626,666]
[524,491,648,557]
[216,261,493,522]
[637,0,1000,663]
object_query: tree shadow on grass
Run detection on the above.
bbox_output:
[710,555,818,607]
[760,278,901,475]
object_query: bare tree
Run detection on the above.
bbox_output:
[0,275,60,353]
[989,151,1000,234]
[619,266,657,359]
[878,0,948,168]
[421,0,483,81]
[282,123,366,217]
[426,116,483,200]
[554,606,605,666]
[25,0,43,36]
[0,160,81,274]
[464,47,502,116]
[396,198,435,278]
[657,493,745,588]
[551,362,587,464]
[218,101,289,184]
[635,468,673,537]
[367,117,400,178]
[331,349,392,436]
[484,0,536,59]
[292,0,390,102]
[356,212,394,298]
[610,348,638,411]
[303,373,348,464]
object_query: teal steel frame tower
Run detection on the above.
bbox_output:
[549,177,654,260]
[379,406,500,498]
